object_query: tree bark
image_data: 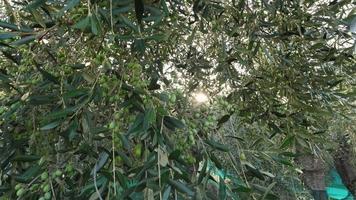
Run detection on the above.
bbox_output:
[296,153,328,200]
[334,134,356,196]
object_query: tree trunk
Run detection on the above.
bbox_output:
[295,148,329,200]
[334,134,356,196]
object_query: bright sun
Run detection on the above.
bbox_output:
[193,92,209,104]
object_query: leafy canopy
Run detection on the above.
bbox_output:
[0,0,355,199]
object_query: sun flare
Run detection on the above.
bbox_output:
[193,92,209,104]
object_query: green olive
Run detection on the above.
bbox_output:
[15,184,22,190]
[65,164,74,173]
[115,156,123,165]
[38,157,45,166]
[170,94,176,103]
[114,112,120,119]
[30,184,39,191]
[187,156,196,164]
[204,121,209,127]
[54,169,62,177]
[189,134,194,142]
[109,121,115,129]
[43,184,50,192]
[44,192,51,200]
[16,188,25,197]
[134,144,142,158]
[41,172,48,180]
[240,153,246,161]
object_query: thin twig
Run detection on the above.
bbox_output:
[27,175,40,187]
[93,163,104,200]
[49,178,57,200]
[87,0,91,15]
[157,104,166,200]
[112,74,124,196]
[110,0,114,32]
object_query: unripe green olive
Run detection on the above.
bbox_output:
[204,121,209,127]
[16,188,25,197]
[240,153,246,161]
[186,155,196,164]
[54,169,62,177]
[189,134,194,142]
[109,121,115,129]
[30,184,39,191]
[44,192,51,200]
[115,156,123,165]
[41,172,48,180]
[43,184,50,192]
[114,112,120,119]
[134,144,142,158]
[39,197,45,200]
[170,94,176,103]
[15,183,22,190]
[65,164,74,173]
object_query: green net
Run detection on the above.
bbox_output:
[326,169,353,200]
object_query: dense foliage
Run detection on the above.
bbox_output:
[0,0,355,199]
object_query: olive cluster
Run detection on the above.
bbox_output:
[14,160,75,200]
[125,63,149,89]
[109,119,123,150]
[14,170,57,200]
[99,75,122,102]
[217,98,234,112]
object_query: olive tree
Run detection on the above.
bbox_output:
[0,0,355,199]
